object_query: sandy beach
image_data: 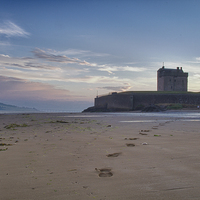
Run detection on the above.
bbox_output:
[1,111,200,200]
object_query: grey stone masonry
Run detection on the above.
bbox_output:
[157,66,188,91]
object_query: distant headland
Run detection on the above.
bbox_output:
[0,102,38,113]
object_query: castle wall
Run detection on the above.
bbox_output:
[95,92,200,111]
[159,76,187,91]
[95,93,133,111]
[157,75,164,91]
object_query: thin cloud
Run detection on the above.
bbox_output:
[98,85,132,92]
[196,57,200,61]
[0,54,59,70]
[0,75,71,101]
[55,49,90,56]
[0,41,10,46]
[0,20,30,37]
[66,76,117,83]
[32,48,96,66]
[98,65,147,73]
[3,62,58,70]
[44,49,110,58]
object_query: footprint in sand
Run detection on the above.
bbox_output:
[106,152,121,157]
[126,143,135,147]
[95,168,113,177]
[139,130,150,135]
[124,138,139,140]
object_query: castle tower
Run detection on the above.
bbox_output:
[157,65,188,91]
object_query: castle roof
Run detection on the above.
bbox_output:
[157,66,188,77]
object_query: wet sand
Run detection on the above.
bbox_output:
[1,112,200,200]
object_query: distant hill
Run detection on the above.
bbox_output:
[0,103,38,113]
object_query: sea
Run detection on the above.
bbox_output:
[59,110,200,123]
[1,110,200,122]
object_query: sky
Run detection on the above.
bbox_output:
[1,0,200,112]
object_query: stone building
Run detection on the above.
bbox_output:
[157,66,188,91]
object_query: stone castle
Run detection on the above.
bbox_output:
[83,66,200,112]
[157,66,188,92]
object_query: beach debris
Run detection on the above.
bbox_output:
[68,169,77,171]
[95,168,113,177]
[125,137,139,140]
[107,125,112,127]
[45,131,52,133]
[141,130,150,132]
[142,142,148,145]
[126,143,135,147]
[4,123,29,129]
[56,120,69,123]
[48,120,69,124]
[0,148,8,151]
[106,152,122,157]
[0,143,12,146]
[154,134,161,137]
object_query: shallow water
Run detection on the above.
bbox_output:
[63,111,200,122]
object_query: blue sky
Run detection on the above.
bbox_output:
[0,0,200,111]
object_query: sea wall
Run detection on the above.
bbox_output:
[94,92,200,111]
[95,93,133,111]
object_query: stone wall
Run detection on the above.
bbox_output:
[95,92,200,111]
[95,93,133,111]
